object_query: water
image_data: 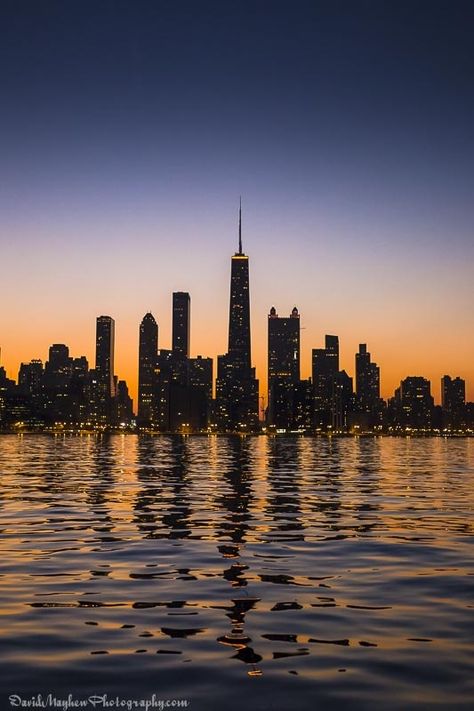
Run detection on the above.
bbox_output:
[1,435,473,710]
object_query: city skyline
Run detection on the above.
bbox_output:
[0,223,472,420]
[0,221,472,407]
[1,2,473,406]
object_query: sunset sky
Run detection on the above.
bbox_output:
[1,1,473,405]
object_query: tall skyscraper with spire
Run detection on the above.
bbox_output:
[216,201,259,431]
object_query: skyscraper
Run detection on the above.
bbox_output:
[390,377,434,430]
[441,375,465,429]
[216,201,259,431]
[325,335,339,373]
[355,343,380,412]
[267,306,300,429]
[95,316,115,422]
[172,292,190,358]
[138,312,158,426]
[96,316,115,396]
[312,335,340,428]
[227,207,251,369]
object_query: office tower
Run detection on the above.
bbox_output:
[188,356,213,430]
[117,380,134,425]
[42,345,72,422]
[267,306,300,429]
[355,343,380,412]
[48,344,70,370]
[292,378,314,431]
[138,312,158,426]
[312,335,340,428]
[441,375,465,429]
[216,202,259,431]
[155,349,174,431]
[18,360,44,394]
[227,211,251,369]
[69,357,89,424]
[95,316,115,423]
[44,344,71,388]
[172,292,190,358]
[391,377,434,429]
[156,290,213,431]
[0,366,16,426]
[325,335,339,373]
[331,370,353,430]
[96,317,115,396]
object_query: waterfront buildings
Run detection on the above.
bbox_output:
[0,219,472,433]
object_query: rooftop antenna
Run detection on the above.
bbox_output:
[238,196,242,255]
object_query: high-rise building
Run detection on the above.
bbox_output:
[18,360,44,394]
[325,335,339,373]
[390,376,434,430]
[267,306,300,429]
[312,335,340,428]
[44,344,71,388]
[138,312,158,426]
[216,202,259,431]
[172,292,190,358]
[96,317,115,396]
[355,343,380,413]
[117,380,134,425]
[331,370,353,430]
[441,375,465,429]
[188,355,213,430]
[95,316,115,423]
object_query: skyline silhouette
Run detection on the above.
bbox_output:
[0,224,471,433]
[1,2,473,405]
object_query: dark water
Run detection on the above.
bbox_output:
[1,435,473,710]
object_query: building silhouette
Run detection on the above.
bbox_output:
[94,316,116,424]
[267,306,300,429]
[138,312,158,426]
[389,376,434,430]
[441,375,465,430]
[312,335,340,429]
[1,239,473,434]
[216,202,259,431]
[151,294,213,432]
[348,343,383,430]
[117,380,134,425]
[172,292,190,358]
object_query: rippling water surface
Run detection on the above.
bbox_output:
[1,435,473,709]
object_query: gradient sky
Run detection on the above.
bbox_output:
[1,0,473,405]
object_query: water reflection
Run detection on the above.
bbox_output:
[213,437,263,675]
[265,438,305,542]
[0,435,473,709]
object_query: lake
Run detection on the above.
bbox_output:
[1,435,473,710]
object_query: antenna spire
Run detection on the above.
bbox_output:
[238,196,242,255]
